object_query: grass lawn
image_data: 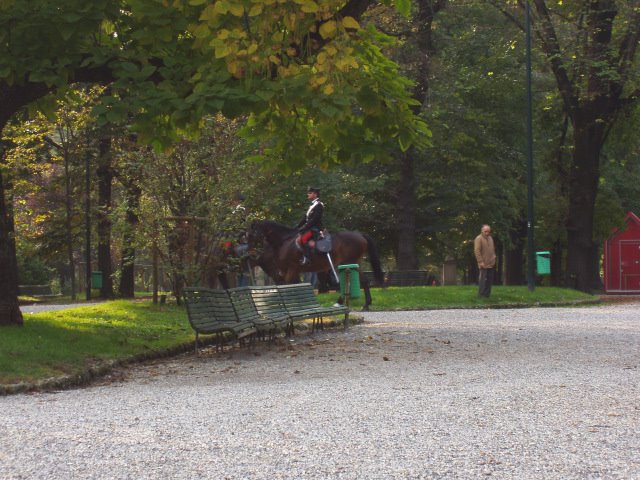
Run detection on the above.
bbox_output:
[1,301,192,385]
[3,286,597,387]
[317,285,597,311]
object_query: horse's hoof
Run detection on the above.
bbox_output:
[361,306,369,312]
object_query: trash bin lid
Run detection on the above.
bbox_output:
[338,264,359,270]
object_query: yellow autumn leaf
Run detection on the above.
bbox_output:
[230,28,247,39]
[342,16,360,30]
[226,59,241,76]
[301,0,319,13]
[319,20,337,39]
[214,0,230,14]
[229,3,244,16]
[193,23,210,39]
[218,29,230,40]
[199,4,217,22]
[248,4,263,16]
[335,58,350,71]
[323,84,334,95]
[215,44,231,58]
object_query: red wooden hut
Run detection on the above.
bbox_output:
[603,212,640,293]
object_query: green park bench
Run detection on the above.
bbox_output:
[227,286,290,341]
[183,283,350,354]
[182,287,257,355]
[276,283,349,332]
[248,285,296,336]
[18,285,61,297]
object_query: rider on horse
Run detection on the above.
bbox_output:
[295,186,324,265]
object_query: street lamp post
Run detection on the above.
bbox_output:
[85,151,92,300]
[525,0,536,292]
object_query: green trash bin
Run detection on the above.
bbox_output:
[91,271,103,289]
[535,252,551,276]
[338,264,360,299]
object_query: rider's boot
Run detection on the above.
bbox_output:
[300,244,312,265]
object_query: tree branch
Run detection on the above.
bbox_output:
[616,8,640,84]
[43,136,63,151]
[531,0,578,116]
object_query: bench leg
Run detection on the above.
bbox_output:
[311,316,323,333]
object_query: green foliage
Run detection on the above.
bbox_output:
[3,87,104,283]
[1,0,429,166]
[16,253,54,285]
[135,114,262,285]
[409,3,531,262]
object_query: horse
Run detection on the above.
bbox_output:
[247,220,385,310]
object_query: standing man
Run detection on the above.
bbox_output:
[295,186,324,265]
[474,224,497,298]
[223,193,251,286]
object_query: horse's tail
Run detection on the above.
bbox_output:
[364,234,385,286]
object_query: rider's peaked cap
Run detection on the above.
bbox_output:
[307,186,320,195]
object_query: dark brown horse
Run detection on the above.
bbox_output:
[248,220,384,310]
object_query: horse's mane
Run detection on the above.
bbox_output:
[255,220,297,240]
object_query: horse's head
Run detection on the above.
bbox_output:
[246,221,265,256]
[248,220,296,247]
[245,221,288,284]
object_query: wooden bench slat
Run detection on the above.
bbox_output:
[276,283,349,332]
[228,286,290,337]
[183,287,257,354]
[248,286,294,335]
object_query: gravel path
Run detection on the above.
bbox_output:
[19,303,96,314]
[1,304,639,479]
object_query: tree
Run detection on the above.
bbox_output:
[499,0,640,291]
[391,0,446,271]
[0,0,427,324]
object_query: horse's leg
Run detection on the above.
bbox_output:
[217,271,229,290]
[283,269,301,284]
[317,271,331,293]
[361,275,372,311]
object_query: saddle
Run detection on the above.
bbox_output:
[315,232,332,253]
[296,230,332,254]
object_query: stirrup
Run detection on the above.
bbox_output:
[300,256,309,265]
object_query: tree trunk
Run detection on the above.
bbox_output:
[96,136,114,299]
[550,240,563,287]
[494,237,503,285]
[504,218,526,285]
[394,0,446,271]
[0,84,52,326]
[564,122,602,292]
[528,0,640,292]
[63,148,77,300]
[395,152,418,270]
[0,166,23,326]
[119,184,141,298]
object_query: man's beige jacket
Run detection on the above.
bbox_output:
[474,234,496,269]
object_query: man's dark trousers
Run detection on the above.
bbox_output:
[478,268,494,297]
